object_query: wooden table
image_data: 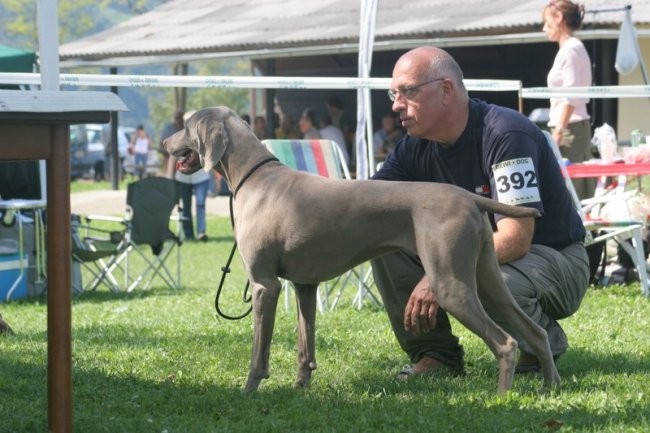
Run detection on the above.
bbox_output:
[0,90,125,433]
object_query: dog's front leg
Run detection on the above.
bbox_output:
[245,278,282,392]
[293,283,318,388]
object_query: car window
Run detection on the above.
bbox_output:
[87,129,102,144]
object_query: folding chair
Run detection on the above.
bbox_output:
[71,213,124,293]
[262,139,381,311]
[543,130,650,297]
[80,177,184,292]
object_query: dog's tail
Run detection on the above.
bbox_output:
[473,196,541,219]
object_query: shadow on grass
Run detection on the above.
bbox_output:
[0,290,166,308]
[556,346,650,377]
[69,288,182,305]
[2,350,646,433]
[184,234,235,243]
[4,282,646,432]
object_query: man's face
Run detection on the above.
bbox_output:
[390,59,445,141]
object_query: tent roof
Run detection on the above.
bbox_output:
[0,44,36,72]
[59,0,650,67]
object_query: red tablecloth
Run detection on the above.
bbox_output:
[565,162,650,178]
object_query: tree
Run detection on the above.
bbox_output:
[0,0,164,48]
[1,0,251,138]
[148,58,251,141]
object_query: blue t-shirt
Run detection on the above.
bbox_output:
[374,99,585,249]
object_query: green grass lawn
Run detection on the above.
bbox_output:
[70,178,131,194]
[1,216,649,432]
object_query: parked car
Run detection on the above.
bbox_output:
[70,124,135,179]
[69,125,91,179]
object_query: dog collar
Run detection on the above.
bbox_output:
[232,157,279,198]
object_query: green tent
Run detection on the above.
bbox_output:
[0,44,35,73]
[0,45,39,199]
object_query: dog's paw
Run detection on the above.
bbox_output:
[244,373,267,393]
[293,377,311,389]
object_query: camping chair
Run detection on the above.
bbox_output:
[81,177,184,292]
[262,139,381,311]
[542,130,650,296]
[71,213,124,293]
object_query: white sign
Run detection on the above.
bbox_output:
[492,157,540,205]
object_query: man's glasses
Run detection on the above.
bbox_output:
[388,77,445,102]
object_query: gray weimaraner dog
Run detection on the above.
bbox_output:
[164,106,561,393]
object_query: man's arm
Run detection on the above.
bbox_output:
[493,216,535,264]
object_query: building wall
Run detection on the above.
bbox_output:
[617,38,650,144]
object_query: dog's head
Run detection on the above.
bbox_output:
[164,106,244,174]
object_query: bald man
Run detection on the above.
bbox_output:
[372,47,589,378]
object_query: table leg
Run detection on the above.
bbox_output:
[47,124,72,433]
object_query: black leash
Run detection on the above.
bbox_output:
[215,157,279,320]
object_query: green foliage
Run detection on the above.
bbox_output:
[148,59,251,140]
[1,0,252,138]
[0,0,166,47]
[187,59,251,115]
[1,215,649,432]
[1,0,37,47]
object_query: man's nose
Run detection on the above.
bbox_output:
[391,98,406,112]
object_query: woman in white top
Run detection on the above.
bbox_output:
[543,0,595,199]
[129,125,152,180]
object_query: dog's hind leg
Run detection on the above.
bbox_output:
[245,278,282,392]
[294,283,318,388]
[475,249,561,389]
[433,274,518,393]
[418,228,518,392]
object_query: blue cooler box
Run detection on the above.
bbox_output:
[0,254,28,301]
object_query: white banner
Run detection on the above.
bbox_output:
[8,72,650,100]
[522,85,650,99]
[0,72,522,92]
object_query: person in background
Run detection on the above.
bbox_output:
[170,163,210,242]
[372,112,404,162]
[298,109,321,139]
[326,96,356,165]
[274,114,301,139]
[129,125,151,180]
[254,115,268,140]
[160,111,185,173]
[372,46,589,379]
[319,114,350,166]
[543,0,595,200]
[240,113,251,125]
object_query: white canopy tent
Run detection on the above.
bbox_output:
[355,0,378,179]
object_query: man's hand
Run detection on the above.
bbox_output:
[404,276,438,335]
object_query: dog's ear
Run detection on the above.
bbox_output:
[193,115,228,173]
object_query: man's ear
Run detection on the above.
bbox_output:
[195,116,228,172]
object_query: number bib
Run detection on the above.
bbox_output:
[492,158,540,205]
